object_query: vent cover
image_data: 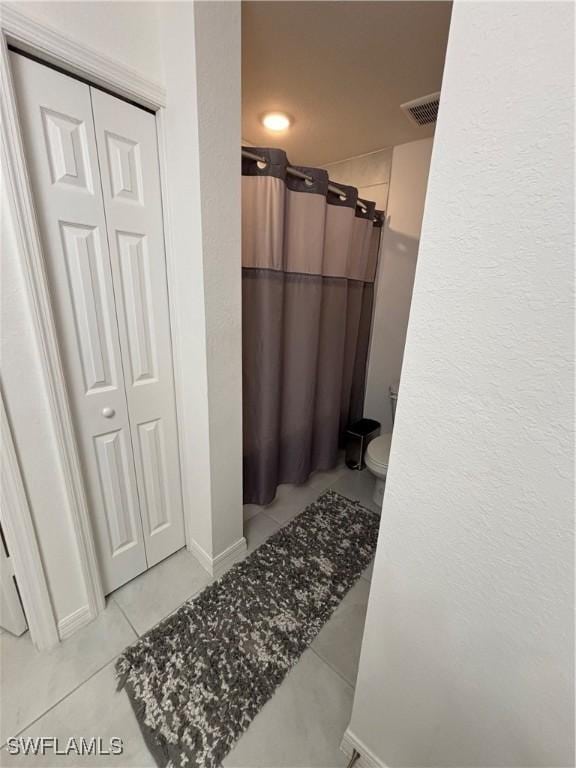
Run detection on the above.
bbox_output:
[401,92,440,126]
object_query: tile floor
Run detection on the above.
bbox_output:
[0,465,381,767]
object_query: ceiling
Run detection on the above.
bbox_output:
[242,1,452,166]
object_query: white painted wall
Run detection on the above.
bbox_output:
[348,3,574,767]
[8,1,164,83]
[193,0,244,557]
[159,0,244,563]
[158,2,213,562]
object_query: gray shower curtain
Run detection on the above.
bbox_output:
[242,148,382,505]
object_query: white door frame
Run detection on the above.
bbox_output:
[0,6,185,644]
[1,391,59,649]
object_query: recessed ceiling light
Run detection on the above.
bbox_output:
[261,112,292,132]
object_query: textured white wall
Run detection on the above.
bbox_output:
[349,2,574,767]
[8,1,164,83]
[159,2,214,558]
[193,1,244,556]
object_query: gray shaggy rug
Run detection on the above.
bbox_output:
[116,488,379,768]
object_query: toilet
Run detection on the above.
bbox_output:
[365,433,391,507]
[365,386,397,507]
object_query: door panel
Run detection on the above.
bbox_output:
[41,106,94,191]
[91,89,185,567]
[59,222,119,392]
[105,132,143,203]
[93,430,142,556]
[115,231,157,385]
[11,53,147,594]
[137,419,171,533]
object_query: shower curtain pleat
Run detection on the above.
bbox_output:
[339,281,364,432]
[278,175,327,483]
[242,269,285,501]
[349,282,375,424]
[310,277,348,469]
[242,148,382,505]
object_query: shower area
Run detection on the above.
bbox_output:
[241,147,383,505]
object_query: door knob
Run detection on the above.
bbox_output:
[102,407,115,419]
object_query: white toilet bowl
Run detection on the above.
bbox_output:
[365,434,392,507]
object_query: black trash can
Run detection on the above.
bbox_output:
[345,418,381,470]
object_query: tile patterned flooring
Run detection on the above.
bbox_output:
[0,465,381,767]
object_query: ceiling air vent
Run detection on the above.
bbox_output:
[401,92,440,126]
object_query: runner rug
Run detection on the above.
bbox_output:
[116,488,379,768]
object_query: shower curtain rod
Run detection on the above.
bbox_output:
[242,149,369,213]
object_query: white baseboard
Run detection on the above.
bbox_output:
[187,536,247,578]
[57,604,92,640]
[341,729,388,768]
[211,537,247,578]
[186,538,213,573]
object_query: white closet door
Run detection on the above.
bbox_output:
[11,54,147,593]
[0,540,27,636]
[91,90,185,568]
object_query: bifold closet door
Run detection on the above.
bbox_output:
[11,53,148,594]
[11,53,184,595]
[90,89,185,571]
